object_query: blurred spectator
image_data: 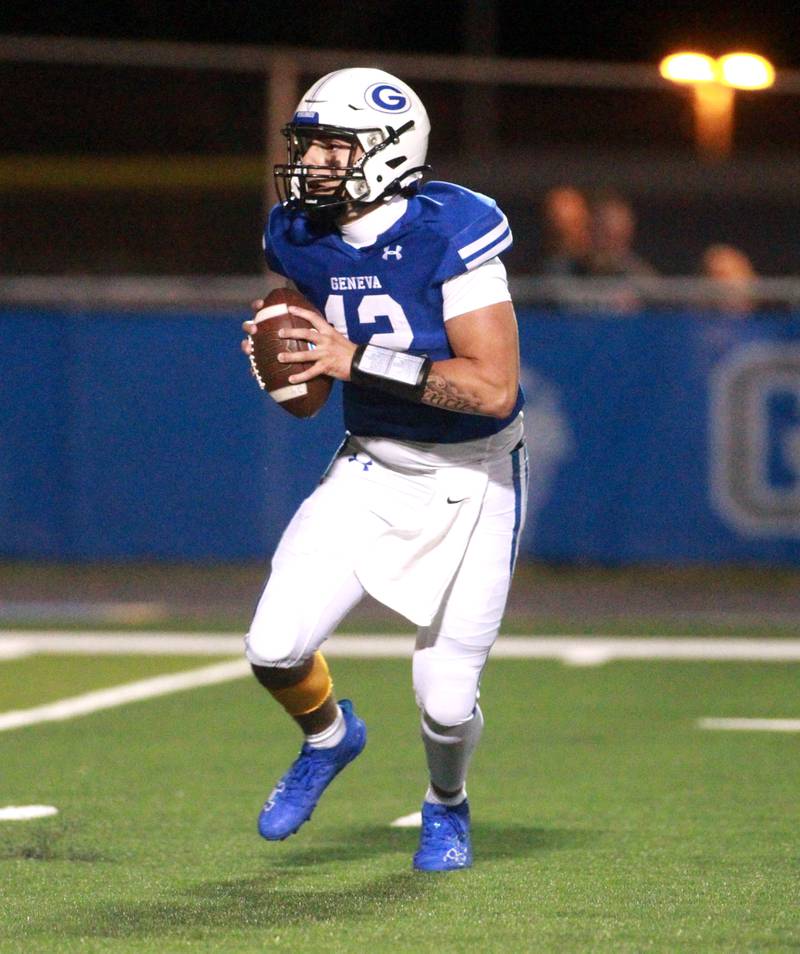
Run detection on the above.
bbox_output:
[587,190,656,279]
[537,187,661,314]
[580,190,656,313]
[538,186,592,276]
[701,243,758,316]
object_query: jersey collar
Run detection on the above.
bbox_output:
[338,195,408,248]
[330,195,424,259]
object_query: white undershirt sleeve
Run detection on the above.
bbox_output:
[441,257,511,322]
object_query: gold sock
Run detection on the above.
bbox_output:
[269,651,333,716]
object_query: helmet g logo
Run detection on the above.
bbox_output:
[365,83,410,113]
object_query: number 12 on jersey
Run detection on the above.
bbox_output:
[325,293,413,351]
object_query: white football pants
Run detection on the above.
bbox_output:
[246,416,528,727]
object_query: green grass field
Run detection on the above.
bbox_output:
[2,640,799,952]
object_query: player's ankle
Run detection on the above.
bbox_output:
[425,784,466,807]
[305,706,346,749]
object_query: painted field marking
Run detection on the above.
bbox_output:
[2,632,800,664]
[1,633,798,735]
[0,633,246,657]
[0,805,59,820]
[0,659,249,733]
[390,811,422,828]
[0,638,36,660]
[698,718,800,732]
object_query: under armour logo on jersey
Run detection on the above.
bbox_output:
[348,453,373,471]
[382,245,403,261]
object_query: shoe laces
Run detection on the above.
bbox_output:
[422,806,467,846]
[282,745,333,794]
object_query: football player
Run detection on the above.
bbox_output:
[241,67,527,871]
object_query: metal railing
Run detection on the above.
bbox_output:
[4,33,800,194]
[4,33,800,91]
[3,35,800,283]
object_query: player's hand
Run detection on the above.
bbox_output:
[276,305,357,383]
[240,299,264,357]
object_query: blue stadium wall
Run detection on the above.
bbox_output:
[3,307,800,564]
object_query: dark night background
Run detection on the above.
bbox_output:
[2,2,800,276]
[2,1,799,65]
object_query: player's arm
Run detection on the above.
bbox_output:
[421,300,519,418]
[420,256,520,417]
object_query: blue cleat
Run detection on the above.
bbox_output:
[258,699,366,841]
[413,799,473,871]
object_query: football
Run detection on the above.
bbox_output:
[248,287,333,418]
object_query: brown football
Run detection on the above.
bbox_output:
[248,287,333,418]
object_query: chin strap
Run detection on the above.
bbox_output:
[356,120,426,200]
[379,165,431,200]
[366,120,415,157]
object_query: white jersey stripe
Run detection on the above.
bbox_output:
[464,232,513,270]
[457,214,510,261]
[442,258,510,321]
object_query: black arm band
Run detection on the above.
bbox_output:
[350,344,432,403]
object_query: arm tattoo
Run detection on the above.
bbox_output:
[422,372,483,414]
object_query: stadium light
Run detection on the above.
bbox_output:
[717,53,775,90]
[659,52,717,84]
[659,51,776,160]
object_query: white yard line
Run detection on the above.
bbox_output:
[390,811,422,828]
[0,659,250,733]
[1,632,797,735]
[0,637,39,660]
[698,718,800,732]
[2,632,800,663]
[0,805,59,820]
[0,633,248,658]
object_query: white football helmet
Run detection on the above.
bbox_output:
[274,67,431,216]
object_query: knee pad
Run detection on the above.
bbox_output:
[245,623,306,668]
[413,648,481,727]
[422,704,484,742]
[420,693,478,729]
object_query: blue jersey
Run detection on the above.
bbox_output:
[264,181,524,443]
